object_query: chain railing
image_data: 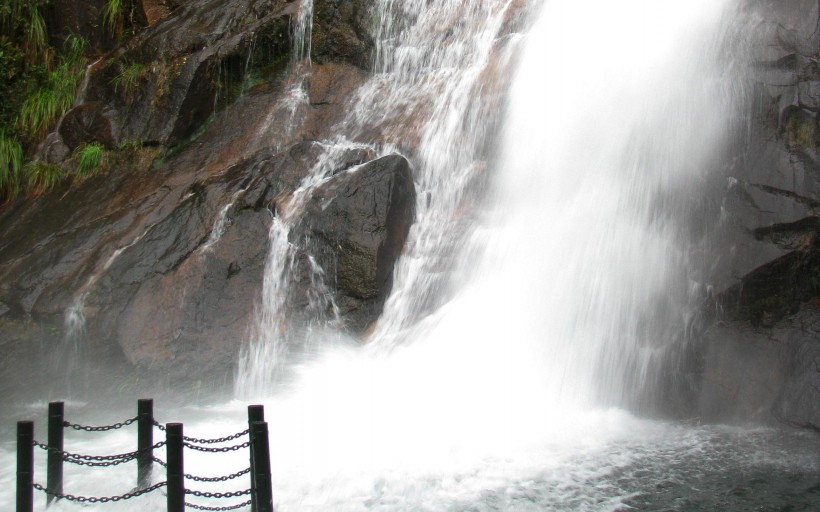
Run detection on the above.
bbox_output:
[15,401,273,512]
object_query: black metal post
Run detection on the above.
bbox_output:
[251,421,273,512]
[248,405,264,512]
[17,421,34,512]
[166,423,185,512]
[137,399,153,489]
[47,401,64,506]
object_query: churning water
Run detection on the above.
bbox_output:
[4,0,820,510]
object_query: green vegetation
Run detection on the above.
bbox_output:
[111,61,145,101]
[102,0,124,39]
[0,133,24,198]
[25,159,62,194]
[103,0,141,41]
[75,142,104,176]
[0,0,91,201]
[784,112,818,148]
[18,37,86,139]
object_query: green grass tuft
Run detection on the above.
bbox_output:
[24,160,62,194]
[75,142,104,177]
[102,0,124,38]
[23,4,46,65]
[0,133,24,200]
[111,61,145,101]
[17,35,86,139]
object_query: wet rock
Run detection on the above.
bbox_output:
[114,207,271,373]
[141,0,177,25]
[308,63,367,106]
[719,238,820,328]
[39,132,71,164]
[59,102,118,150]
[44,0,135,53]
[679,0,820,429]
[698,307,820,430]
[312,0,374,69]
[798,81,820,111]
[291,154,415,333]
[76,0,295,147]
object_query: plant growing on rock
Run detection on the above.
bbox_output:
[24,160,62,194]
[102,0,124,38]
[75,142,104,177]
[103,0,140,40]
[111,61,145,102]
[17,35,86,140]
[0,133,24,200]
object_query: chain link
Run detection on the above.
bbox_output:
[152,457,250,482]
[152,457,251,483]
[34,440,166,467]
[185,488,252,499]
[185,440,251,453]
[63,456,135,468]
[33,481,166,503]
[64,417,138,432]
[185,499,253,511]
[153,421,249,445]
[184,429,250,445]
[187,467,251,483]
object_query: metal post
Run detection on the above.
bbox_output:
[166,423,185,512]
[248,405,264,512]
[17,421,34,512]
[47,402,64,506]
[137,399,153,489]
[251,421,273,512]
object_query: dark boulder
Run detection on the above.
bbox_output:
[59,102,118,150]
[290,154,415,333]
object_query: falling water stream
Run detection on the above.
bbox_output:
[2,0,820,510]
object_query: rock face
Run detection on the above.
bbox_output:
[681,0,820,430]
[0,0,413,396]
[2,0,818,431]
[290,155,415,333]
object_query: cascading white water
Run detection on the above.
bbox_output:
[447,0,741,409]
[7,2,820,512]
[236,0,526,396]
[238,0,739,405]
[236,0,742,468]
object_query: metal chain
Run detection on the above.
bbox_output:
[63,455,135,468]
[64,417,138,432]
[153,421,249,445]
[33,481,166,503]
[185,488,252,499]
[34,440,166,466]
[185,440,251,453]
[184,429,250,445]
[152,457,251,483]
[185,499,253,511]
[186,467,251,483]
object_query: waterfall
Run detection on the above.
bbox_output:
[238,0,741,418]
[458,0,740,409]
[236,0,526,395]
